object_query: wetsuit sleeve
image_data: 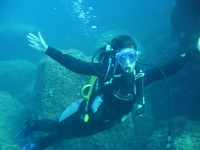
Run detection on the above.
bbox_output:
[44,46,103,76]
[143,47,199,86]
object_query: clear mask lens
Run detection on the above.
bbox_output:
[115,49,138,65]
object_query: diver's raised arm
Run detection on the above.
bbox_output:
[26,32,101,75]
[27,32,48,52]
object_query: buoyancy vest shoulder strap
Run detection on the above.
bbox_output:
[134,68,145,116]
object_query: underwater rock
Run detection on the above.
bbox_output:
[0,23,38,38]
[0,91,25,150]
[0,23,40,61]
[173,120,200,149]
[29,49,91,120]
[0,59,37,101]
[171,0,200,49]
[148,117,200,150]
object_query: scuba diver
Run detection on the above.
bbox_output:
[13,32,200,150]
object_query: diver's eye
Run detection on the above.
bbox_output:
[128,52,136,59]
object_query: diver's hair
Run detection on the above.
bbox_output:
[98,35,137,62]
[110,35,137,51]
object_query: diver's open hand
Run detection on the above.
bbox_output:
[197,37,200,52]
[27,32,48,52]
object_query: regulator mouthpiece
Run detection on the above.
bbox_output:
[125,67,130,72]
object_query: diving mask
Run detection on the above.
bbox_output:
[115,49,138,65]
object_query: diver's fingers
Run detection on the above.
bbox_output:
[27,36,35,44]
[27,32,48,51]
[27,35,37,43]
[38,32,43,40]
[29,44,35,48]
[28,33,38,40]
[38,32,47,45]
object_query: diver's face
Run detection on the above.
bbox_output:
[115,48,138,73]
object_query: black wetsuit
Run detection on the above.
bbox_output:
[30,47,199,149]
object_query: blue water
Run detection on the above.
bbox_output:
[1,1,200,149]
[1,0,200,131]
[0,0,175,62]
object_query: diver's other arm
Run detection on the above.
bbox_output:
[143,42,200,86]
[45,46,101,75]
[27,32,48,52]
[196,37,200,52]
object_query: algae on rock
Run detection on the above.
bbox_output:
[0,91,25,150]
